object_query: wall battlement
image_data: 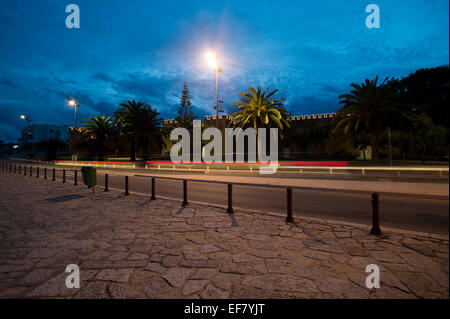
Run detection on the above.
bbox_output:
[162,112,344,125]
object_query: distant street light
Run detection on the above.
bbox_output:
[67,97,80,128]
[205,51,223,118]
[20,114,32,152]
[20,114,31,130]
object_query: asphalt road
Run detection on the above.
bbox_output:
[37,167,449,235]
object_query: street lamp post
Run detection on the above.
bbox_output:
[206,52,223,117]
[215,66,224,118]
[20,114,32,152]
[20,114,31,131]
[68,97,80,157]
[68,97,80,128]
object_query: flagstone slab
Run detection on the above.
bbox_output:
[162,267,195,287]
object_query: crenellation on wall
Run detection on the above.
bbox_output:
[163,112,344,125]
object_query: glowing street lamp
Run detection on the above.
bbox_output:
[67,97,80,128]
[205,51,218,69]
[20,114,32,151]
[205,51,223,117]
[20,114,31,128]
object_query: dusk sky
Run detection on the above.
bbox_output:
[0,0,448,142]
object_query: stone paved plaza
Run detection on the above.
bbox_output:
[0,172,448,299]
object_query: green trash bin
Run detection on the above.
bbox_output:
[81,166,97,188]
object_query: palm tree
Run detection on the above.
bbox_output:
[80,115,116,161]
[231,87,290,161]
[136,106,167,160]
[334,76,395,160]
[232,86,290,134]
[114,100,145,161]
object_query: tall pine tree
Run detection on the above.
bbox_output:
[176,82,197,128]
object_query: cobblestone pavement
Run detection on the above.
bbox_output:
[0,173,448,299]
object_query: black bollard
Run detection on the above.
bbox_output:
[24,165,27,176]
[9,164,12,173]
[74,170,77,185]
[62,169,66,183]
[227,184,234,214]
[36,167,39,178]
[182,180,188,207]
[14,164,16,174]
[104,174,108,192]
[18,165,21,175]
[52,168,55,181]
[286,188,294,223]
[29,166,32,177]
[125,176,129,195]
[44,167,47,179]
[370,193,382,236]
[151,177,156,200]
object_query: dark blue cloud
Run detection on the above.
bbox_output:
[0,77,17,87]
[0,0,448,141]
[91,73,116,83]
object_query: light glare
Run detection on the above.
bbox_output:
[205,51,217,69]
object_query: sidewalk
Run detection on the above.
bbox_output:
[0,173,448,298]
